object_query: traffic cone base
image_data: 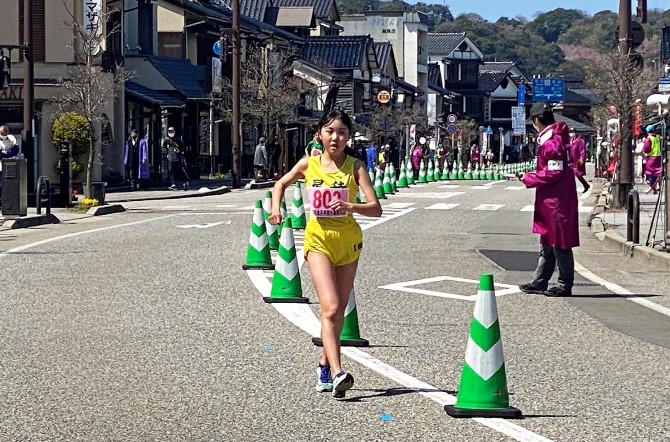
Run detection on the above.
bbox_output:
[445,274,522,419]
[312,288,369,346]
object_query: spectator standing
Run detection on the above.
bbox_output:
[411,143,423,180]
[365,143,377,171]
[305,128,323,157]
[518,103,579,297]
[163,127,189,191]
[0,125,18,195]
[569,128,590,193]
[470,142,481,168]
[124,128,150,191]
[254,137,268,181]
[643,125,662,194]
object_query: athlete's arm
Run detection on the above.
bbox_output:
[332,159,381,217]
[268,157,308,225]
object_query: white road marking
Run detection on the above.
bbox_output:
[176,221,230,229]
[162,206,195,211]
[385,202,415,209]
[0,215,177,257]
[471,185,493,190]
[247,208,551,441]
[578,206,594,213]
[474,204,505,211]
[439,184,461,189]
[575,262,670,318]
[216,204,237,208]
[505,186,525,190]
[425,203,460,210]
[394,192,465,199]
[520,205,535,212]
[379,275,520,301]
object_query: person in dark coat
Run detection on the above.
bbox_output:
[124,128,150,190]
[163,127,189,191]
[518,103,579,297]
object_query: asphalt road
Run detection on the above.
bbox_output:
[0,179,668,441]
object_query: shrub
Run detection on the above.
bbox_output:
[51,112,91,157]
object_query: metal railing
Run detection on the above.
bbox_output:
[35,175,51,215]
[626,188,640,244]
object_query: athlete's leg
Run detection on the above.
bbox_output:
[308,252,345,374]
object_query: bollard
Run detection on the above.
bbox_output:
[626,189,640,244]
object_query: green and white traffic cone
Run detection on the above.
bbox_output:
[355,188,362,203]
[383,166,394,194]
[368,168,375,183]
[242,200,274,270]
[290,182,307,230]
[418,159,427,183]
[406,158,415,185]
[428,159,436,182]
[374,167,386,199]
[312,287,369,347]
[441,161,450,180]
[390,163,398,193]
[445,274,521,418]
[264,217,309,304]
[493,165,501,181]
[263,191,279,250]
[449,163,457,180]
[457,163,465,180]
[472,164,480,180]
[486,166,494,181]
[397,162,409,188]
[464,163,473,180]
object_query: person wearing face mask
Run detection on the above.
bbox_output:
[163,127,189,190]
[124,129,149,191]
[569,127,590,193]
[0,125,19,196]
[518,103,579,297]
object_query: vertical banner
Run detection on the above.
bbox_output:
[409,124,416,147]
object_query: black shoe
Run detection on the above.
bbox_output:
[545,287,572,297]
[582,184,590,194]
[519,283,547,295]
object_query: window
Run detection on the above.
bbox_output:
[461,63,478,85]
[137,2,154,55]
[158,33,183,58]
[466,97,483,115]
[18,0,46,62]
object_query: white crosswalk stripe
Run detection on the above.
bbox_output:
[520,205,535,212]
[425,203,460,210]
[473,204,505,211]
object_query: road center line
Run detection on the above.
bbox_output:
[0,215,177,257]
[247,207,551,442]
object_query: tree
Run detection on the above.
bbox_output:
[584,50,657,207]
[53,1,130,198]
[218,43,303,140]
[526,8,588,43]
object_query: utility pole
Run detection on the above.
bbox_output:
[23,0,35,193]
[618,0,634,206]
[231,0,241,188]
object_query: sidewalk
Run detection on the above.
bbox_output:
[589,176,670,271]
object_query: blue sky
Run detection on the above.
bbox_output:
[446,0,668,22]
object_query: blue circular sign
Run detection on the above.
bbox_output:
[213,40,222,56]
[447,124,457,134]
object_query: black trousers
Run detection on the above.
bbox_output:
[531,244,574,290]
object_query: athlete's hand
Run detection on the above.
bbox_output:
[328,198,352,213]
[267,212,283,225]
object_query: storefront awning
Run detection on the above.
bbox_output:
[125,81,185,108]
[149,56,209,100]
[395,79,424,96]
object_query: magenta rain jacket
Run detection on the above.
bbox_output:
[522,121,580,249]
[569,135,587,177]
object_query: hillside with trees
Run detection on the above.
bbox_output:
[337,2,670,79]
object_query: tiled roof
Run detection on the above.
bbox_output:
[564,88,593,104]
[481,61,514,74]
[218,0,269,21]
[265,6,315,27]
[427,33,466,56]
[570,88,603,104]
[478,71,509,93]
[428,63,441,87]
[125,81,184,108]
[149,56,208,99]
[303,36,374,69]
[271,0,335,20]
[374,42,393,74]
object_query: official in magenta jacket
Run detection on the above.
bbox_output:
[519,103,579,297]
[569,128,590,193]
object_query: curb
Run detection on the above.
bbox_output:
[106,186,231,203]
[3,213,60,229]
[87,204,126,216]
[590,212,670,272]
[245,181,276,190]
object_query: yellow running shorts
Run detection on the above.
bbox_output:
[304,222,363,266]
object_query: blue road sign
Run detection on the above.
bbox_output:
[532,78,565,102]
[486,126,493,135]
[447,124,457,134]
[213,40,222,56]
[517,84,526,106]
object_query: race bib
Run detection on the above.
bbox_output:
[308,188,349,217]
